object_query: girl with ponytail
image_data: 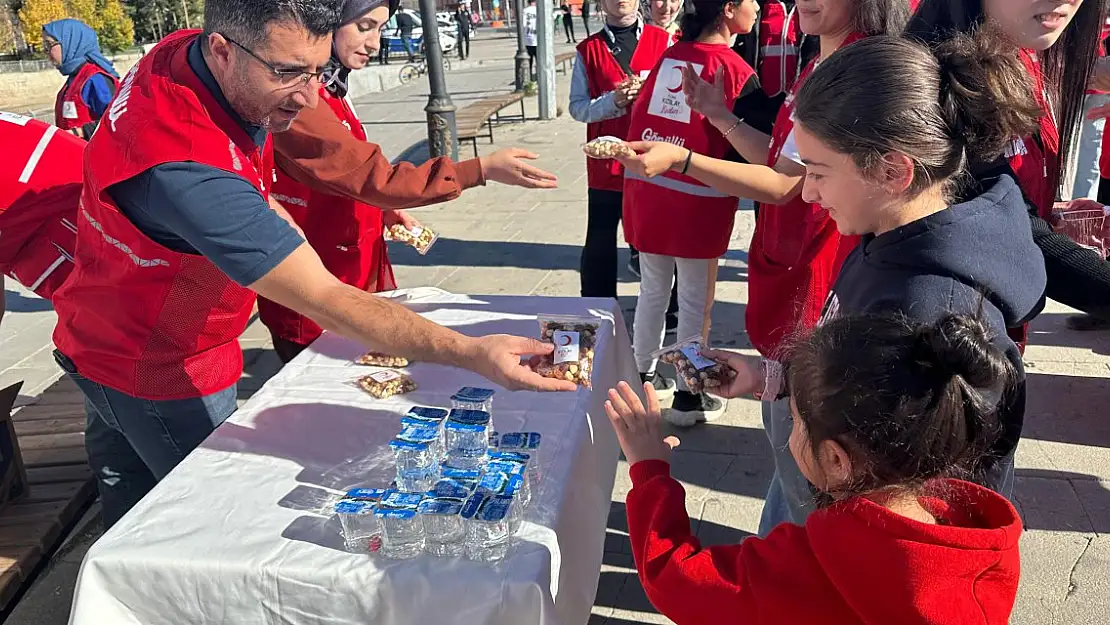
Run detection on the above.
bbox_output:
[907,0,1110,332]
[605,311,1022,624]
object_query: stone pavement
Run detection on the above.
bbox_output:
[5,50,1110,625]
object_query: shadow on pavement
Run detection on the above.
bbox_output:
[3,288,53,313]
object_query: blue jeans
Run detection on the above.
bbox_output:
[54,351,238,529]
[401,34,415,59]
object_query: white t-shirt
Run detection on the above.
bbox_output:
[524,5,538,46]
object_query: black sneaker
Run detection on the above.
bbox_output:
[666,390,725,426]
[640,372,676,401]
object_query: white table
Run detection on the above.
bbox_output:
[68,289,636,625]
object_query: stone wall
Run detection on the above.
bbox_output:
[0,57,140,114]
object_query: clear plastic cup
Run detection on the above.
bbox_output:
[451,387,496,414]
[335,500,381,553]
[390,437,439,493]
[375,504,425,559]
[419,497,465,557]
[445,409,491,469]
[461,494,514,563]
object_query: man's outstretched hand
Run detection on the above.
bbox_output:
[464,334,578,392]
[480,148,559,189]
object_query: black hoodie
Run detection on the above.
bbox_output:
[819,175,1047,463]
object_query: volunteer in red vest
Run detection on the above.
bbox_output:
[623,0,760,425]
[52,0,575,529]
[261,0,561,363]
[569,0,671,299]
[650,0,684,41]
[259,0,408,364]
[755,0,802,97]
[0,112,84,326]
[42,19,120,139]
[619,0,908,534]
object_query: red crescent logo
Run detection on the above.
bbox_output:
[666,66,684,93]
[558,335,573,346]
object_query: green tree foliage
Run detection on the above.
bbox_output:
[17,0,65,50]
[96,0,132,51]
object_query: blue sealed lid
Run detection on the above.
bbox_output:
[440,464,482,481]
[526,432,542,449]
[488,459,526,476]
[406,406,449,421]
[460,493,486,520]
[398,425,440,443]
[335,500,374,515]
[374,505,418,520]
[479,495,513,522]
[344,488,387,501]
[498,432,526,449]
[429,478,473,499]
[389,438,431,452]
[504,474,524,496]
[452,387,496,402]
[381,491,423,508]
[448,409,491,426]
[490,451,530,465]
[445,420,487,434]
[476,471,509,494]
[418,497,464,516]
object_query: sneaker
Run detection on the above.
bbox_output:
[664,312,678,333]
[665,390,726,427]
[640,372,676,401]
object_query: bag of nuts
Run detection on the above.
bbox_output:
[354,369,417,399]
[355,352,410,367]
[383,223,439,255]
[652,338,733,394]
[583,136,636,160]
[533,315,600,388]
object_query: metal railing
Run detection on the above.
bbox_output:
[0,58,55,73]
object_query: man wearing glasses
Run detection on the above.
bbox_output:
[51,0,575,529]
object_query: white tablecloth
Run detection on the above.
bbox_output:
[68,289,636,625]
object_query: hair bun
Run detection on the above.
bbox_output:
[914,315,1009,390]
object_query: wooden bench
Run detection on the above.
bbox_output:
[0,376,97,612]
[456,91,527,159]
[555,50,576,75]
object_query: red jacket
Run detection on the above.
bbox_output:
[0,114,83,299]
[627,460,1022,625]
[623,41,753,259]
[53,30,273,400]
[259,88,396,347]
[756,1,802,97]
[578,24,672,192]
[746,37,864,359]
[54,62,119,131]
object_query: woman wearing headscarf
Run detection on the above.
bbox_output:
[42,18,120,138]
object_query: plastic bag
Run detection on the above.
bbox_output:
[1050,200,1109,259]
[355,370,417,399]
[653,337,733,394]
[532,315,600,388]
[384,223,439,255]
[583,136,635,160]
[355,352,410,367]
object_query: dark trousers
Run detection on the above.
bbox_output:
[54,350,238,529]
[379,40,390,64]
[582,13,590,36]
[401,34,415,61]
[563,18,576,42]
[526,45,537,78]
[581,188,624,297]
[272,335,310,365]
[458,30,470,58]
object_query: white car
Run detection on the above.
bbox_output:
[381,12,458,55]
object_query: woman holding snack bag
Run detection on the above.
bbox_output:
[620,0,761,425]
[570,0,672,299]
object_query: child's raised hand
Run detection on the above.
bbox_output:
[605,381,680,465]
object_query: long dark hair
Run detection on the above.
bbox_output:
[789,313,1014,495]
[794,31,1040,195]
[680,0,738,41]
[854,0,911,36]
[905,0,1109,200]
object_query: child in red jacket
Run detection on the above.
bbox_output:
[604,312,1023,625]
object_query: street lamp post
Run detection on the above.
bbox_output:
[417,0,459,159]
[513,0,528,91]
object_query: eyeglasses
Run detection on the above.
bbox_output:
[221,34,337,89]
[43,40,60,52]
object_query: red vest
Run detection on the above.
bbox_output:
[0,113,83,299]
[258,88,396,347]
[746,35,865,360]
[54,62,119,131]
[757,1,802,97]
[623,41,753,259]
[577,24,672,191]
[1009,50,1058,219]
[52,30,274,400]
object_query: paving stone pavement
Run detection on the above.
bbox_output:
[4,55,1110,624]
